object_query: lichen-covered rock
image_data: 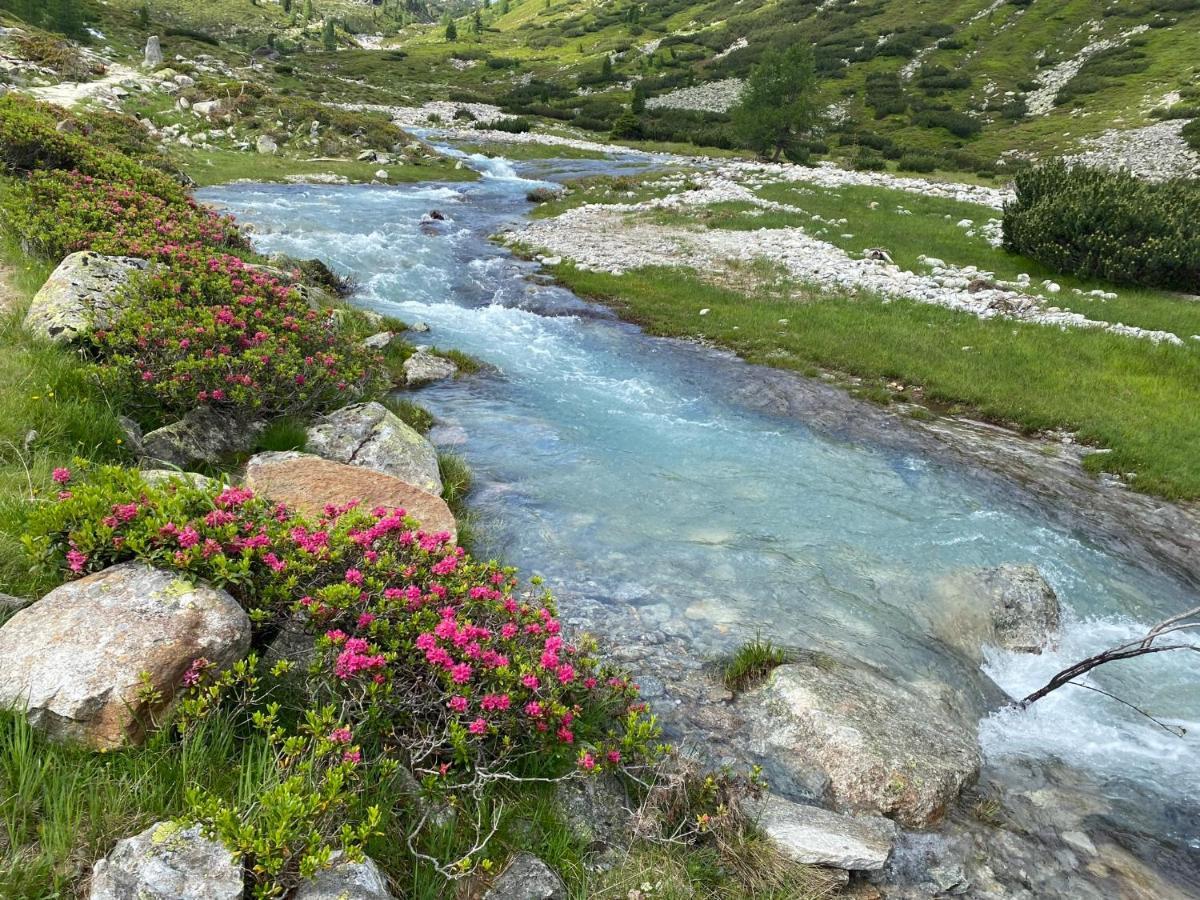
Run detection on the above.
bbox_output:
[141,408,264,469]
[23,251,147,343]
[0,563,250,749]
[256,134,278,155]
[483,853,566,900]
[138,469,217,491]
[295,853,393,899]
[306,401,442,495]
[403,346,457,387]
[362,331,397,351]
[742,653,981,827]
[745,792,895,871]
[244,452,456,540]
[89,821,241,900]
[935,564,1061,660]
[554,775,631,865]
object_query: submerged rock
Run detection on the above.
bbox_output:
[89,821,241,900]
[306,401,442,495]
[745,792,895,871]
[483,853,566,900]
[403,346,458,387]
[245,452,456,540]
[141,408,264,470]
[0,563,250,749]
[23,251,147,343]
[741,653,981,827]
[935,564,1062,661]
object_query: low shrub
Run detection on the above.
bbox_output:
[897,153,939,173]
[1184,118,1200,152]
[2,169,244,260]
[1003,161,1200,291]
[89,249,384,420]
[26,465,661,892]
[490,116,533,133]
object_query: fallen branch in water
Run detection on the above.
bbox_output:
[1017,605,1200,733]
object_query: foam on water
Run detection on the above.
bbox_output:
[200,158,1200,840]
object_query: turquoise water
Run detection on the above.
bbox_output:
[199,153,1199,838]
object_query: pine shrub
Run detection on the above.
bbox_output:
[1002,161,1200,292]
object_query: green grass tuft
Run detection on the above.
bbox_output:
[723,636,790,693]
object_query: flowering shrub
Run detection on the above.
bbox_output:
[90,250,384,418]
[26,465,661,888]
[3,169,245,261]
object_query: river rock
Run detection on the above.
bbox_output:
[143,36,163,68]
[295,853,393,899]
[141,408,265,469]
[745,792,895,871]
[403,347,457,387]
[362,331,397,350]
[0,563,250,749]
[483,853,566,900]
[935,564,1061,661]
[89,821,241,900]
[306,401,442,494]
[244,452,456,539]
[23,251,147,343]
[256,134,278,155]
[742,653,981,827]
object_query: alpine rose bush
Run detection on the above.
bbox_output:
[91,249,384,418]
[3,169,245,260]
[27,464,660,780]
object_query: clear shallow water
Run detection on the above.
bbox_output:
[199,154,1199,841]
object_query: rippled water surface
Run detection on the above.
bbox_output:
[200,152,1199,848]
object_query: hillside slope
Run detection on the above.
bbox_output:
[391,0,1200,177]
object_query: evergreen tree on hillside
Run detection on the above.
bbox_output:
[283,0,292,14]
[732,44,821,161]
[46,0,85,38]
[472,7,482,34]
[322,17,336,50]
[445,18,457,40]
[303,0,314,21]
[500,0,510,13]
[601,53,612,79]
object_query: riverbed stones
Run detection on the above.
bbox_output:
[0,563,250,749]
[935,564,1062,661]
[306,401,442,494]
[403,346,457,387]
[244,452,456,539]
[141,407,265,469]
[745,792,896,871]
[23,251,147,343]
[88,821,241,900]
[294,853,393,899]
[742,653,981,827]
[483,852,566,900]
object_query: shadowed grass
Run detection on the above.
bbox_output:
[549,263,1200,500]
[383,397,435,434]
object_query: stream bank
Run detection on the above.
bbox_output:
[201,148,1200,898]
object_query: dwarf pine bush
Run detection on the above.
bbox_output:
[1002,161,1200,292]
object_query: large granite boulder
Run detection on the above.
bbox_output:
[295,853,393,899]
[483,853,566,900]
[934,564,1062,662]
[90,821,241,900]
[23,251,147,343]
[0,563,250,749]
[403,346,457,387]
[141,408,265,470]
[745,792,895,871]
[742,653,981,827]
[244,452,456,540]
[306,401,442,495]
